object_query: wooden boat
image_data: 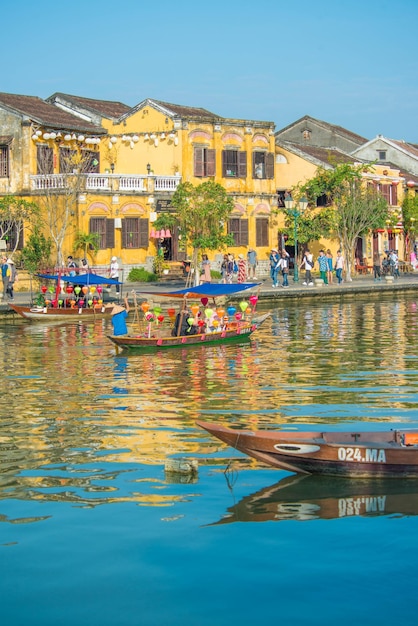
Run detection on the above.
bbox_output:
[9,302,115,321]
[107,283,269,351]
[197,421,418,477]
[9,272,121,322]
[211,474,418,524]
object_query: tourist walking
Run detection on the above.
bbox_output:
[1,256,9,299]
[5,258,17,300]
[326,249,333,284]
[277,251,290,287]
[237,254,247,283]
[247,248,258,279]
[109,256,120,294]
[300,249,314,286]
[335,250,344,284]
[373,252,382,281]
[200,254,212,284]
[317,250,329,284]
[269,248,280,287]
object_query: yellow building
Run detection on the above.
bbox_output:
[274,139,408,264]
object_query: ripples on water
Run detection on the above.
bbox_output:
[2,293,418,625]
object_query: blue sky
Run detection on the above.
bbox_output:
[3,0,418,141]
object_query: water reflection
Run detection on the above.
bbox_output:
[213,474,418,524]
[1,293,418,516]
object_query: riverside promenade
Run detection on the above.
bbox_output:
[1,273,418,316]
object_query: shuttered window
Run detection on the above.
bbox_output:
[252,152,274,179]
[256,218,269,247]
[194,148,216,177]
[37,145,54,174]
[90,217,115,249]
[222,150,247,178]
[0,146,9,177]
[59,148,77,173]
[122,218,149,248]
[228,218,249,246]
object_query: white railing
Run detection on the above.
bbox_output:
[85,175,111,190]
[31,174,66,190]
[31,173,182,193]
[118,175,147,191]
[154,175,181,191]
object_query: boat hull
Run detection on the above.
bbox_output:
[9,303,114,322]
[108,324,255,351]
[197,421,418,478]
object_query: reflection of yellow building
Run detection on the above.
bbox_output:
[0,92,277,270]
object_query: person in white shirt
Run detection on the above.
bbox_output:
[109,256,120,294]
[300,250,314,286]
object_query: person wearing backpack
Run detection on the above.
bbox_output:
[277,251,290,288]
[300,249,314,286]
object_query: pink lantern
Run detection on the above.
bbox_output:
[150,228,156,238]
[160,229,166,238]
[155,230,161,238]
[165,229,172,238]
[97,286,102,294]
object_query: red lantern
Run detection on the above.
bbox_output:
[157,314,164,323]
[66,285,73,294]
[41,285,47,294]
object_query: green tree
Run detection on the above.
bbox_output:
[301,163,389,281]
[169,181,234,284]
[73,231,100,262]
[20,225,53,273]
[402,193,418,253]
[0,195,40,253]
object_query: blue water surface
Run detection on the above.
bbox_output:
[1,293,418,625]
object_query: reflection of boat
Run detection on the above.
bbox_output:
[197,421,418,477]
[108,283,269,351]
[10,272,121,322]
[213,474,418,524]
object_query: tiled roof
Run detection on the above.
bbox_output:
[276,115,368,145]
[0,92,106,133]
[390,139,418,160]
[47,93,131,120]
[279,141,357,166]
[151,99,221,120]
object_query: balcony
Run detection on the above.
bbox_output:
[30,173,182,193]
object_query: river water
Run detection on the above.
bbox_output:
[1,292,418,625]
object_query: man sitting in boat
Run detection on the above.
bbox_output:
[111,297,130,335]
[172,308,198,336]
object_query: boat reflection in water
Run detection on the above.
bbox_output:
[214,474,418,524]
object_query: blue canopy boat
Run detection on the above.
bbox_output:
[107,282,270,351]
[9,271,123,322]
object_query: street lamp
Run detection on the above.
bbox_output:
[284,193,308,282]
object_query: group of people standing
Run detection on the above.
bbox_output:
[219,248,258,284]
[1,256,17,301]
[270,247,345,287]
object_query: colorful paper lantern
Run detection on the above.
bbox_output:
[191,304,199,316]
[82,286,88,295]
[249,295,258,306]
[239,301,249,312]
[141,302,150,313]
[74,286,81,295]
[201,297,208,306]
[227,306,236,317]
[97,286,103,294]
[204,308,214,318]
[41,285,47,294]
[167,307,176,320]
[187,317,195,326]
[157,314,164,323]
[235,312,242,321]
